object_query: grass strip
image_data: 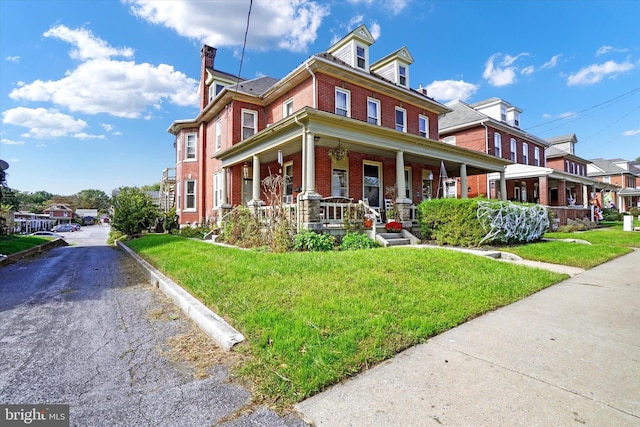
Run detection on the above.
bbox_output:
[0,235,52,255]
[125,234,566,407]
[545,227,640,247]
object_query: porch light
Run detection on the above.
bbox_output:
[242,163,250,180]
[277,149,283,166]
[427,171,433,181]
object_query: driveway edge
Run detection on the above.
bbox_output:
[116,240,245,351]
[0,238,68,268]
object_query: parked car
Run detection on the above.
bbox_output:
[69,223,81,231]
[30,231,64,239]
[52,224,75,232]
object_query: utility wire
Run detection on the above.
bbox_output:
[234,0,253,95]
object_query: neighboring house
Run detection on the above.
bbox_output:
[76,209,98,225]
[588,158,640,212]
[14,211,54,233]
[43,204,74,224]
[167,25,511,230]
[439,100,612,224]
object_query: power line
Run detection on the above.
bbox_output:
[234,0,253,93]
[523,87,640,132]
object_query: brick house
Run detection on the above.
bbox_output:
[43,204,74,225]
[439,100,612,224]
[167,25,510,230]
[588,158,640,212]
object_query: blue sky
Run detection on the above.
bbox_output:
[1,0,638,196]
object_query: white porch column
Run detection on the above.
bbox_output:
[249,155,263,206]
[460,163,468,199]
[305,130,318,195]
[499,170,507,201]
[396,151,406,200]
[299,130,322,230]
[221,167,228,205]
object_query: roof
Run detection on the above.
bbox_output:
[545,145,589,162]
[226,76,279,97]
[588,158,640,176]
[546,134,577,145]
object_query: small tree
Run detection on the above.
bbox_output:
[111,187,160,237]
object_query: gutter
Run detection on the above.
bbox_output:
[305,62,317,109]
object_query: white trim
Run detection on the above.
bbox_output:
[335,87,351,117]
[367,97,380,125]
[184,133,197,161]
[215,119,222,152]
[184,179,197,211]
[241,109,257,141]
[418,114,429,138]
[283,98,294,118]
[395,106,407,133]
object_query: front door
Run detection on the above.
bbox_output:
[363,162,382,207]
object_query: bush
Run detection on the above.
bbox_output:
[218,206,266,248]
[293,229,334,251]
[178,224,211,239]
[340,232,380,250]
[111,187,160,236]
[107,229,127,245]
[629,207,640,217]
[601,208,621,221]
[417,198,486,247]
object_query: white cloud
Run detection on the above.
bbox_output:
[541,54,562,69]
[369,22,381,41]
[482,53,529,86]
[1,138,25,145]
[425,80,478,103]
[2,107,89,139]
[44,25,134,60]
[73,133,106,140]
[521,66,535,75]
[101,123,115,132]
[125,0,330,52]
[596,45,628,56]
[567,60,635,86]
[346,0,410,15]
[5,56,20,63]
[623,129,640,136]
[9,26,198,118]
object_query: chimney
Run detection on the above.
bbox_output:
[200,45,217,110]
[417,84,428,96]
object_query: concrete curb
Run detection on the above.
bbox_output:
[0,238,68,268]
[115,240,245,351]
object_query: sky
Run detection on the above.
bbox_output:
[1,0,638,196]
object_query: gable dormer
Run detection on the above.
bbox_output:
[370,47,414,89]
[326,24,375,72]
[472,98,522,128]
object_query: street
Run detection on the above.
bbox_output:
[0,225,307,426]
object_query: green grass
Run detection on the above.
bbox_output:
[499,226,639,269]
[125,234,566,407]
[0,234,52,255]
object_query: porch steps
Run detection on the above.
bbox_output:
[375,230,419,247]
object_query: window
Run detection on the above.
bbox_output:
[522,142,528,164]
[185,180,196,210]
[176,135,182,163]
[332,168,348,197]
[404,167,412,199]
[176,182,181,212]
[208,82,226,103]
[283,99,293,118]
[494,133,502,157]
[363,163,381,207]
[500,107,507,121]
[283,162,294,203]
[510,138,517,161]
[419,115,429,138]
[395,107,406,132]
[215,119,222,152]
[335,88,350,117]
[603,176,611,183]
[185,133,196,160]
[398,65,407,87]
[213,172,223,208]
[572,162,576,174]
[565,160,570,172]
[534,147,540,166]
[356,45,366,69]
[367,98,380,125]
[242,109,257,140]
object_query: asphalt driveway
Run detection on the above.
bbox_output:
[0,225,307,426]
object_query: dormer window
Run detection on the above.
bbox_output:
[208,81,229,103]
[398,65,407,87]
[356,45,366,69]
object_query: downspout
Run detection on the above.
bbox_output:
[199,121,207,224]
[305,62,317,109]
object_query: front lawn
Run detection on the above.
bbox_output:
[0,235,52,255]
[499,226,639,269]
[125,234,566,407]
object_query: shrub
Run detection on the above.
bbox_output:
[384,221,402,232]
[629,207,640,217]
[111,187,160,236]
[293,229,334,251]
[601,208,621,221]
[218,206,266,248]
[340,232,380,250]
[107,229,127,245]
[417,198,486,247]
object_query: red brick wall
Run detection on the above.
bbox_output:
[265,77,313,124]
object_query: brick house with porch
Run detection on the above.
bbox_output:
[588,158,640,212]
[167,25,510,231]
[438,100,613,224]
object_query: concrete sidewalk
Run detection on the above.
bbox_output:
[296,249,640,426]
